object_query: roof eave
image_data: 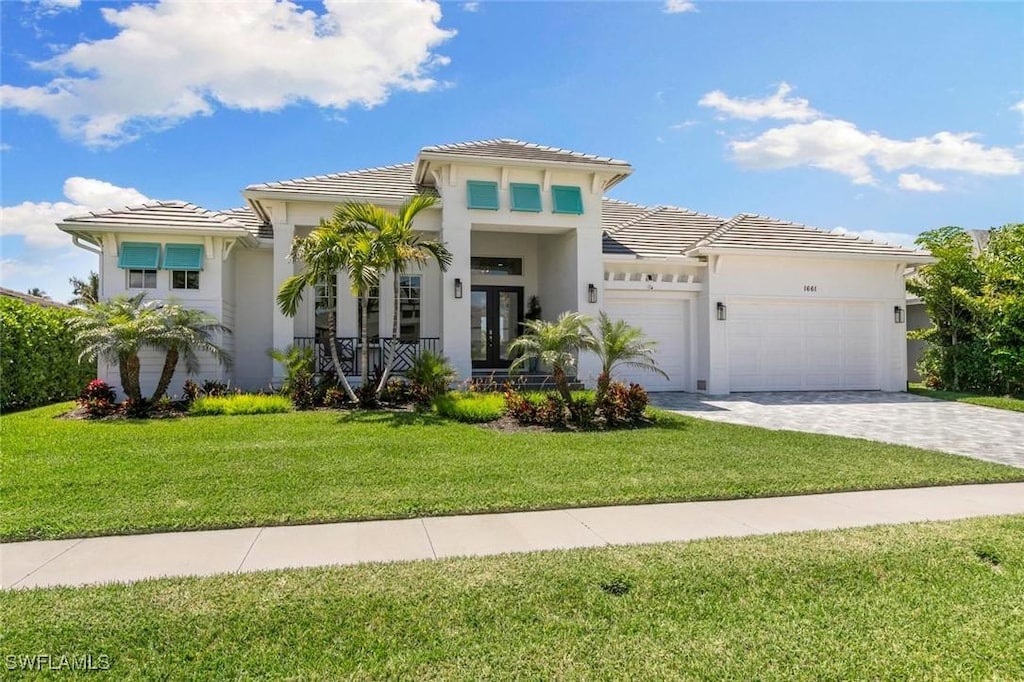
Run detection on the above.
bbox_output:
[56,221,258,246]
[241,188,440,207]
[413,152,633,188]
[686,245,936,264]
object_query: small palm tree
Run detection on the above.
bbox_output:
[70,294,164,401]
[277,218,378,402]
[339,195,452,393]
[68,272,100,307]
[586,311,668,403]
[508,311,596,406]
[150,303,231,401]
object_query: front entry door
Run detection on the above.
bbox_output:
[471,286,524,368]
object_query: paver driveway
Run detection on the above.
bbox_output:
[650,391,1024,468]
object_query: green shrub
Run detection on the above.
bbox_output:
[406,350,457,406]
[433,392,504,423]
[189,394,292,416]
[0,297,95,411]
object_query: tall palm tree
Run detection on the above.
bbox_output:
[508,311,597,408]
[277,218,378,402]
[585,311,668,402]
[68,271,100,307]
[339,195,451,393]
[26,287,49,299]
[69,294,165,401]
[150,303,231,401]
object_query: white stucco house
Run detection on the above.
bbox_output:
[57,139,933,397]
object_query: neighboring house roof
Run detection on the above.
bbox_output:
[419,138,632,168]
[244,163,436,203]
[0,287,74,309]
[689,213,926,258]
[603,204,727,259]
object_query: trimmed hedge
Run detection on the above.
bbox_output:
[189,394,293,416]
[0,297,95,411]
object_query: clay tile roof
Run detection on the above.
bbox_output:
[60,200,250,233]
[219,207,273,239]
[692,213,929,257]
[420,138,632,168]
[245,163,435,203]
[602,203,728,258]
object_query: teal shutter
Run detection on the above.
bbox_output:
[163,244,205,270]
[118,242,161,269]
[466,181,499,210]
[509,183,542,212]
[551,185,584,215]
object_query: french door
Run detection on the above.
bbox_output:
[470,286,524,368]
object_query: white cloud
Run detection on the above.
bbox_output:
[461,2,479,11]
[669,120,698,130]
[1012,99,1024,116]
[1,177,149,249]
[41,0,81,8]
[699,82,820,122]
[664,0,698,13]
[897,173,945,192]
[0,143,11,152]
[1,0,455,147]
[715,85,1024,186]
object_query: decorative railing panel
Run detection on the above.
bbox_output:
[293,337,440,378]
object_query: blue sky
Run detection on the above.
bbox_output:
[2,0,1022,301]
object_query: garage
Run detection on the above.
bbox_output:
[727,299,881,391]
[603,291,690,391]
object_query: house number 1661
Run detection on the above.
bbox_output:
[803,285,818,292]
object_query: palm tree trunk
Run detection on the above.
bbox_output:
[151,347,179,401]
[119,353,142,402]
[360,289,370,388]
[327,309,357,402]
[553,365,576,421]
[377,269,400,394]
[595,371,611,405]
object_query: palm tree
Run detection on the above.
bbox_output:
[68,272,100,307]
[26,287,49,299]
[508,311,596,408]
[338,195,452,393]
[276,218,377,403]
[585,311,668,403]
[150,303,231,401]
[70,294,165,401]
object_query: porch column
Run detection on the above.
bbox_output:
[271,222,295,383]
[576,227,604,387]
[442,222,472,382]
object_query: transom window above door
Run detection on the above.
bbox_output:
[471,257,523,276]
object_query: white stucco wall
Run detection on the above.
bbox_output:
[232,248,274,390]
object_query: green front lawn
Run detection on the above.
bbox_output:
[3,516,1023,679]
[4,403,1022,542]
[909,383,1024,413]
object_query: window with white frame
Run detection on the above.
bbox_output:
[399,275,421,342]
[127,269,157,289]
[171,270,200,290]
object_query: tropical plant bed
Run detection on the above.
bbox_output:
[4,516,1023,679]
[5,403,1023,542]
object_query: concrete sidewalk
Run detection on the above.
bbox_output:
[4,482,1023,590]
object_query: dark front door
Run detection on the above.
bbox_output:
[471,286,524,368]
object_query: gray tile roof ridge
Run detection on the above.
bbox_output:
[691,213,748,249]
[62,200,247,228]
[246,162,416,190]
[605,204,667,234]
[420,138,631,166]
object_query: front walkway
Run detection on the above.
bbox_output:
[651,391,1024,468]
[3,483,1022,590]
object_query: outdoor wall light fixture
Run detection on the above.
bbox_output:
[454,278,463,299]
[894,305,904,324]
[588,283,598,304]
[716,302,727,321]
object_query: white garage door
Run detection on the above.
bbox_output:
[728,300,881,391]
[603,293,688,391]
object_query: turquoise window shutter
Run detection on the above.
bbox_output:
[163,244,205,271]
[466,181,499,210]
[509,183,542,212]
[118,242,161,269]
[551,185,584,215]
